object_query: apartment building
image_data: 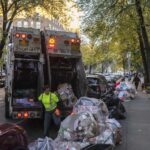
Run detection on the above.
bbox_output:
[0,15,65,31]
[13,16,65,31]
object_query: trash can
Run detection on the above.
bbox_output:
[82,144,114,150]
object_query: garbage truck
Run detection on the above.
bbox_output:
[41,30,87,118]
[5,27,87,119]
[5,27,44,119]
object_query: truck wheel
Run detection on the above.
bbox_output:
[5,94,10,119]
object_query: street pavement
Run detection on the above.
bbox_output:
[116,91,150,150]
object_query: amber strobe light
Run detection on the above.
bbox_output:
[15,33,20,38]
[76,39,80,43]
[21,33,26,39]
[17,112,22,118]
[71,38,81,44]
[71,38,75,43]
[24,112,29,118]
[48,37,56,49]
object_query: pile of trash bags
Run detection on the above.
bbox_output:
[115,80,136,101]
[28,137,55,150]
[54,97,122,150]
[28,97,122,150]
[57,83,77,108]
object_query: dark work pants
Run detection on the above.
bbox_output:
[44,111,61,137]
[135,82,139,90]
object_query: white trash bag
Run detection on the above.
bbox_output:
[28,137,55,150]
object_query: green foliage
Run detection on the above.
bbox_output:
[78,0,150,71]
[0,0,71,58]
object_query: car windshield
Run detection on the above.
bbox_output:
[87,77,98,84]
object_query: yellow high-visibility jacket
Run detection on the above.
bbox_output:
[38,92,59,111]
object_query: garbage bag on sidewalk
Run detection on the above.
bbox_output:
[57,83,77,108]
[88,119,122,146]
[73,97,109,122]
[106,119,122,145]
[56,112,100,142]
[54,97,122,149]
[28,137,55,150]
[89,129,114,145]
[54,141,89,150]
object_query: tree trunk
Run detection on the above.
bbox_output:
[101,62,104,73]
[135,0,150,82]
[137,30,149,82]
[0,40,5,57]
[89,65,92,74]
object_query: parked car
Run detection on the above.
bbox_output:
[86,74,109,98]
[0,74,5,88]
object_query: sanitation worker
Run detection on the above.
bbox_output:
[38,85,60,137]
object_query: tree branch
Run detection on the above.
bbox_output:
[0,0,4,13]
[115,3,135,18]
[7,0,21,12]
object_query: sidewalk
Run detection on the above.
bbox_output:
[116,92,150,150]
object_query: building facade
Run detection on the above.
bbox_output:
[13,16,65,31]
[0,15,65,31]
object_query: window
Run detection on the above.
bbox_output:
[17,21,22,27]
[49,24,52,29]
[24,21,28,28]
[30,21,34,27]
[36,22,41,29]
[87,78,98,84]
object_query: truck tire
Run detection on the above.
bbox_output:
[5,93,10,119]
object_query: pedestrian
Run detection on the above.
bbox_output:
[38,85,60,137]
[132,74,141,90]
